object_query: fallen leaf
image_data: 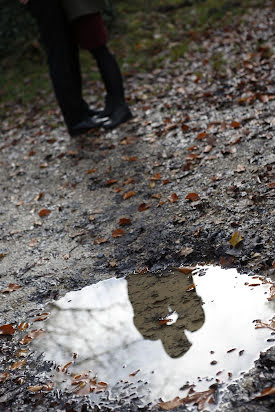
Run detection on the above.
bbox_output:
[34,313,49,322]
[186,283,196,292]
[129,369,140,377]
[87,168,97,174]
[150,173,161,181]
[109,260,117,267]
[0,373,10,383]
[158,319,173,325]
[106,179,117,185]
[0,253,5,259]
[230,121,241,128]
[168,193,178,203]
[29,238,38,247]
[62,362,72,373]
[112,228,125,238]
[38,209,51,217]
[119,218,132,226]
[121,155,138,161]
[162,179,171,185]
[227,348,236,353]
[196,132,208,140]
[177,266,196,275]
[10,359,27,370]
[18,322,29,331]
[28,385,44,392]
[255,317,275,331]
[15,348,29,357]
[158,397,183,410]
[70,230,85,239]
[185,193,200,201]
[20,329,45,344]
[230,232,243,247]
[93,237,108,245]
[123,191,135,200]
[0,324,15,335]
[138,202,150,212]
[256,387,275,398]
[235,164,246,173]
[152,194,161,199]
[1,283,21,293]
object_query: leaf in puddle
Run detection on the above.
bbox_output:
[158,319,172,326]
[0,324,15,335]
[18,322,29,331]
[230,232,243,247]
[138,202,150,212]
[129,369,140,377]
[256,387,275,398]
[0,372,10,383]
[1,283,21,293]
[20,329,45,344]
[62,361,72,373]
[186,283,196,292]
[185,192,200,201]
[158,396,184,410]
[168,193,178,203]
[10,359,27,370]
[119,218,132,226]
[177,266,196,275]
[123,191,135,200]
[255,318,275,331]
[38,209,51,217]
[34,313,49,322]
[112,228,125,238]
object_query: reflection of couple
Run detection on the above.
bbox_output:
[20,0,132,136]
[128,270,205,359]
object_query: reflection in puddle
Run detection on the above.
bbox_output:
[32,266,274,406]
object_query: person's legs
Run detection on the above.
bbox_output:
[90,45,132,128]
[28,0,93,132]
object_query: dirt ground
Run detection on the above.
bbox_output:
[0,3,274,411]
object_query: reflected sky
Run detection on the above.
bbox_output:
[32,266,274,404]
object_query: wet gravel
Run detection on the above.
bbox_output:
[0,3,275,411]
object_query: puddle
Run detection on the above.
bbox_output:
[31,266,274,408]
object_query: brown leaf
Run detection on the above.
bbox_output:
[168,193,178,203]
[123,191,135,200]
[185,192,200,202]
[28,385,44,392]
[256,387,275,398]
[1,283,21,294]
[20,329,45,344]
[129,369,140,377]
[235,164,246,173]
[119,218,132,226]
[150,173,161,181]
[182,124,189,132]
[15,348,29,358]
[138,203,150,212]
[10,359,27,370]
[29,238,38,247]
[152,194,161,199]
[196,132,208,140]
[34,313,49,322]
[93,237,108,245]
[87,168,97,174]
[230,121,241,128]
[0,373,10,383]
[106,179,117,185]
[255,318,275,331]
[158,397,183,410]
[62,362,72,373]
[177,266,196,275]
[186,283,196,292]
[158,319,172,325]
[0,324,15,335]
[38,209,51,217]
[230,232,243,247]
[112,228,125,238]
[121,155,138,161]
[18,322,29,331]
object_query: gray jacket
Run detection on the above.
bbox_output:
[61,0,108,21]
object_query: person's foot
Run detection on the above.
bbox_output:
[101,105,133,130]
[69,117,103,137]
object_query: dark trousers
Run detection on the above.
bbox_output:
[28,0,88,129]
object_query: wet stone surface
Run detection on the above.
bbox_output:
[1,266,274,411]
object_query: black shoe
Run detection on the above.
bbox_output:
[102,105,133,130]
[69,117,103,137]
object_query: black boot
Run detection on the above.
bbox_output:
[69,116,103,137]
